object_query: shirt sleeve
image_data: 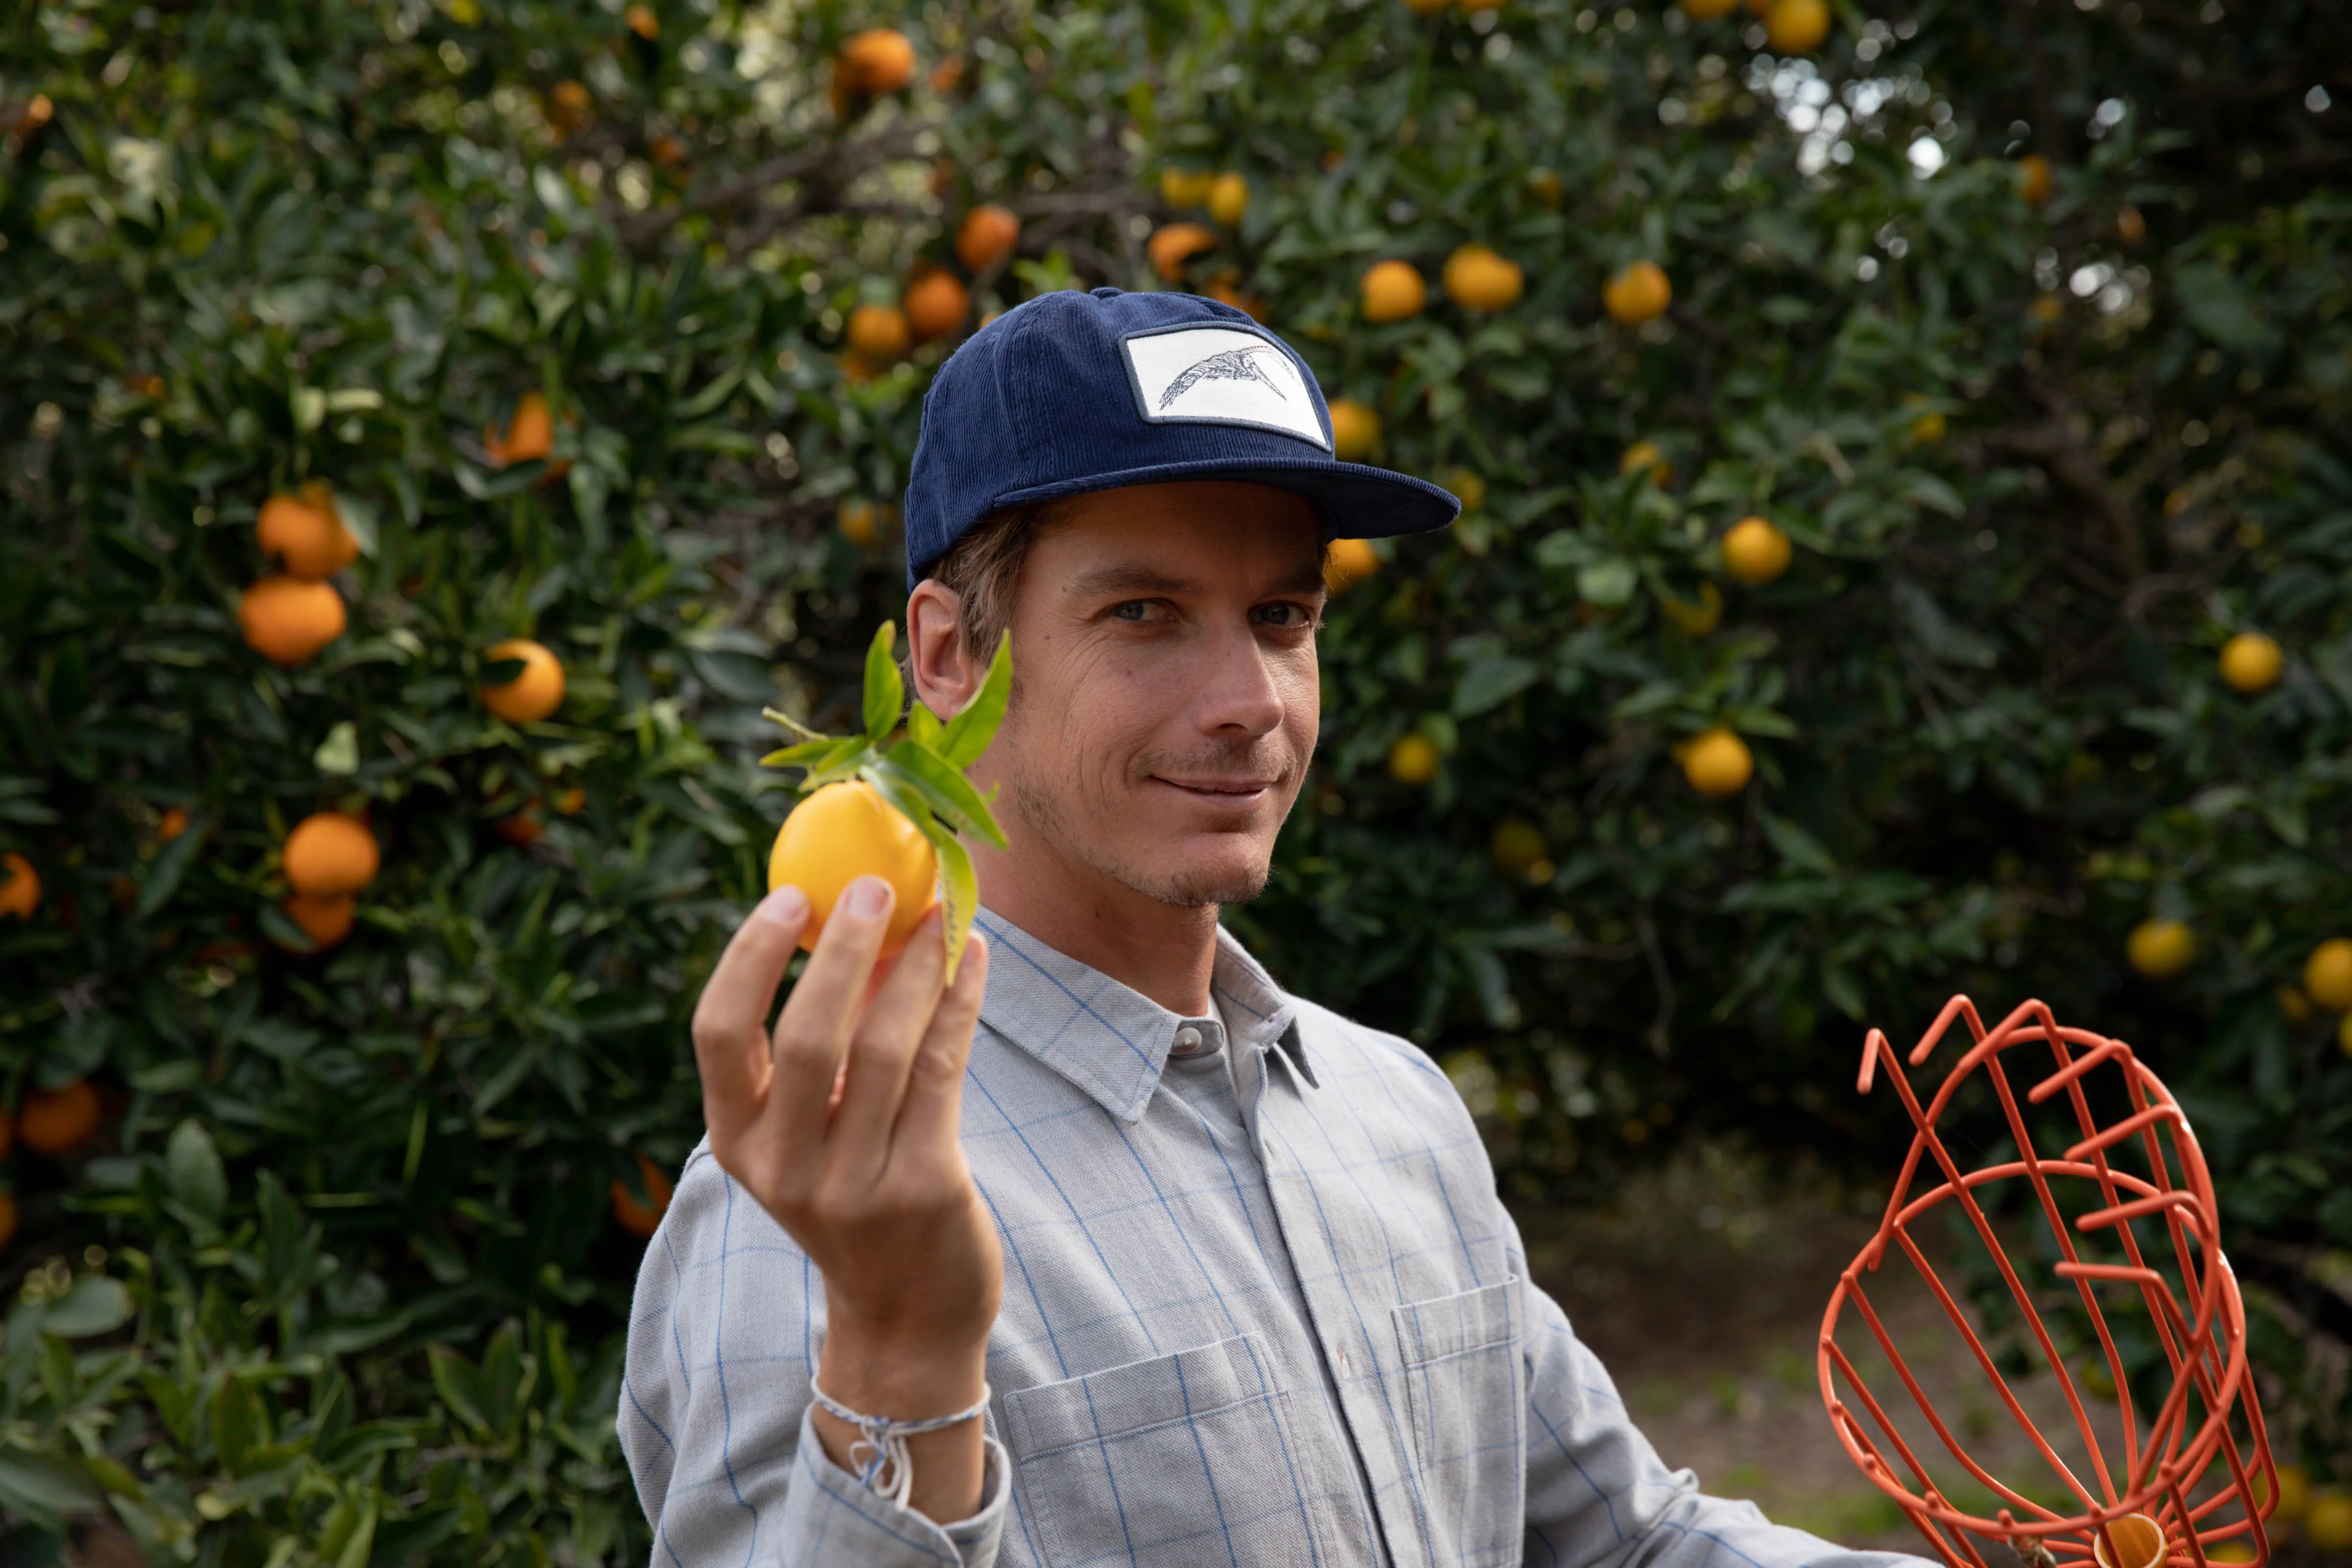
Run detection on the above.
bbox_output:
[616,1142,1009,1568]
[1509,1213,1935,1568]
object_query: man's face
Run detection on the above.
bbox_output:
[987,480,1326,910]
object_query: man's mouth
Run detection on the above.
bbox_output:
[1150,775,1280,804]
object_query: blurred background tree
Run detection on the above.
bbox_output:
[1,0,2346,1560]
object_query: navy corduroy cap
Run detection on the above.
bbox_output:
[902,287,1460,587]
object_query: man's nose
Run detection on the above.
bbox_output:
[1191,622,1288,739]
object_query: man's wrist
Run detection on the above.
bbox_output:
[818,1318,989,1416]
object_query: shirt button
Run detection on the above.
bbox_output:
[1172,1027,1202,1055]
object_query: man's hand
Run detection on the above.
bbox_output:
[691,875,1001,1523]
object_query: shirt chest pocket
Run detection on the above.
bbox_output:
[1000,1333,1334,1568]
[1392,1278,1525,1568]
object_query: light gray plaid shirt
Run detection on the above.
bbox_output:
[620,909,1926,1568]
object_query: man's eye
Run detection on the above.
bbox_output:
[1255,602,1316,628]
[1109,600,1152,621]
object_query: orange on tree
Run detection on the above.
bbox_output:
[1147,221,1216,283]
[624,4,658,39]
[492,796,547,845]
[2017,154,2054,209]
[1206,172,1249,228]
[2127,919,2196,980]
[0,852,37,920]
[158,806,190,842]
[1765,0,1830,51]
[838,499,881,546]
[1328,398,1380,461]
[1620,441,1672,486]
[2116,204,2147,245]
[283,811,379,897]
[480,637,566,724]
[2309,1493,2352,1554]
[485,391,571,477]
[2268,1466,2311,1524]
[769,781,938,957]
[612,1152,674,1238]
[1723,515,1793,584]
[238,575,346,667]
[650,133,688,170]
[929,55,964,95]
[956,204,1021,272]
[1681,728,1754,796]
[1662,581,1724,637]
[1389,734,1440,784]
[257,482,360,579]
[2218,632,2283,693]
[2306,938,2352,1010]
[556,785,587,816]
[1360,259,1427,323]
[281,893,357,951]
[1448,469,1486,512]
[1324,537,1381,594]
[549,78,591,131]
[846,302,912,359]
[1603,260,1672,324]
[1205,270,1270,323]
[1910,410,1947,444]
[1158,167,1215,207]
[838,28,915,94]
[905,270,970,341]
[1490,819,1549,881]
[1443,245,1524,312]
[20,1078,102,1157]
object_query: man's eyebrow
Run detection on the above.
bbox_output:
[1060,564,1209,600]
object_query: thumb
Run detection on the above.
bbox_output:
[691,885,810,1149]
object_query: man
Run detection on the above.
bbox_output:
[622,289,1921,1568]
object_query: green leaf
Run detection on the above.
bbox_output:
[932,830,980,984]
[167,1118,229,1226]
[876,744,1008,848]
[761,706,832,742]
[936,632,1013,768]
[906,701,941,747]
[42,1276,133,1338]
[138,818,207,916]
[0,1453,102,1519]
[862,621,904,744]
[313,719,360,775]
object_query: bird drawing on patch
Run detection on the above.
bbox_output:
[1158,344,1289,409]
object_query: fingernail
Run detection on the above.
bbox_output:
[844,876,891,919]
[755,885,808,926]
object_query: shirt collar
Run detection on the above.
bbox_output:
[973,908,1308,1123]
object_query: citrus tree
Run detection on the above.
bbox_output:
[3,0,2349,1559]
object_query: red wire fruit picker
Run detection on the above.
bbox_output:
[1820,996,2277,1568]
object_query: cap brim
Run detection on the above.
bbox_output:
[989,454,1462,544]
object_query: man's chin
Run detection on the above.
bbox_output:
[1117,841,1275,910]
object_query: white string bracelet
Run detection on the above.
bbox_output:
[808,1378,992,1511]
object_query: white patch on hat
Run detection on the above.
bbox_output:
[1119,325,1330,450]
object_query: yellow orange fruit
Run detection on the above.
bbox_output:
[1159,167,1216,207]
[1910,410,1947,443]
[284,812,379,897]
[1528,168,1564,207]
[20,1078,102,1157]
[1620,441,1672,486]
[1327,398,1381,462]
[2270,1466,2311,1524]
[549,79,591,131]
[846,303,912,360]
[1681,728,1754,796]
[839,499,881,546]
[2306,939,2352,1011]
[905,270,970,341]
[1490,818,1548,880]
[1324,537,1381,594]
[1662,581,1724,637]
[1389,734,1441,785]
[1361,259,1427,324]
[281,893,356,952]
[1764,0,1830,51]
[159,807,191,842]
[2030,294,2065,323]
[1603,260,1672,325]
[1206,172,1250,228]
[2309,1493,2352,1553]
[2218,633,2283,694]
[1148,220,1217,283]
[480,638,566,725]
[1204,272,1270,323]
[492,801,546,846]
[1723,516,1793,585]
[768,780,940,957]
[838,27,916,94]
[2127,920,2196,980]
[2116,205,2147,245]
[1443,245,1524,312]
[258,484,360,579]
[485,391,569,476]
[956,204,1021,272]
[625,4,659,38]
[1448,469,1487,512]
[238,575,347,667]
[2018,154,2054,209]
[612,1152,674,1238]
[556,786,587,816]
[0,853,38,920]
[929,56,964,95]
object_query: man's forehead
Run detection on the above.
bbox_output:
[1037,490,1326,594]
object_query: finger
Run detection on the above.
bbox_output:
[828,907,950,1161]
[890,931,989,1160]
[768,875,895,1147]
[690,885,810,1150]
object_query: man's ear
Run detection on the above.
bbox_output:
[906,579,981,720]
